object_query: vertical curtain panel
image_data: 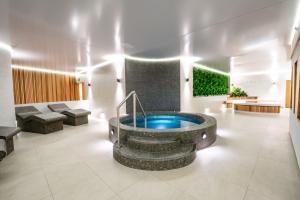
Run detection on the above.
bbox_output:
[12,68,81,104]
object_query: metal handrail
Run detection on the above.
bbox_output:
[116,91,146,147]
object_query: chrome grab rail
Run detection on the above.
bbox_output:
[117,91,146,147]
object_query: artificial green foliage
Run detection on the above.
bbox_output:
[229,87,248,97]
[193,67,229,96]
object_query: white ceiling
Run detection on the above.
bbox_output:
[0,0,298,72]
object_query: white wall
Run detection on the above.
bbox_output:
[0,49,16,127]
[231,41,291,106]
[87,62,126,120]
[290,42,300,170]
[86,58,226,119]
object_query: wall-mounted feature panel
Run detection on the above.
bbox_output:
[293,62,298,113]
[298,73,300,120]
[193,67,229,96]
[12,68,82,104]
[290,40,300,170]
[286,80,292,108]
[125,59,180,112]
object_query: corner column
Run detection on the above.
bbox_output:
[0,48,16,126]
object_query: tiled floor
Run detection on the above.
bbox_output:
[0,109,299,200]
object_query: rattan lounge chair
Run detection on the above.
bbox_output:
[48,103,91,126]
[15,106,66,134]
[0,126,21,159]
[0,139,6,161]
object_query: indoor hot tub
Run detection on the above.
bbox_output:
[122,115,204,129]
[109,112,217,170]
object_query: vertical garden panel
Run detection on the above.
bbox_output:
[193,67,229,96]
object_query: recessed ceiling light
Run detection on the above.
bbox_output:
[193,63,229,76]
[289,2,300,45]
[0,41,13,54]
[71,16,79,30]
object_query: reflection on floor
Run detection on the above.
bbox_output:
[0,109,299,200]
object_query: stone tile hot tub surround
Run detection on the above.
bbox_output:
[109,112,217,170]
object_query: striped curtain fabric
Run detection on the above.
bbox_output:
[12,68,82,104]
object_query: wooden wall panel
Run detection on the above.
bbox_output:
[286,80,292,108]
[24,71,36,103]
[12,68,80,104]
[293,62,298,113]
[41,72,48,102]
[298,73,300,120]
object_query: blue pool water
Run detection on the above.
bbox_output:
[122,115,203,129]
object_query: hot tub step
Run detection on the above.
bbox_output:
[127,136,180,152]
[113,144,196,171]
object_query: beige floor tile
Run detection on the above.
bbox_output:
[86,158,148,193]
[44,162,116,200]
[243,190,271,200]
[0,111,298,200]
[248,158,300,200]
[119,176,180,200]
[0,171,51,200]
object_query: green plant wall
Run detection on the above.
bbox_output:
[193,67,229,96]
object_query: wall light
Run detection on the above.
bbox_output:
[185,78,189,82]
[193,63,229,76]
[12,65,76,76]
[116,78,121,83]
[202,132,207,139]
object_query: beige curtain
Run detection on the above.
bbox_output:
[12,68,83,104]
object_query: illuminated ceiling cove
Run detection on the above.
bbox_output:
[0,0,298,72]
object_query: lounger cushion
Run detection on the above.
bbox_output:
[32,112,67,123]
[48,103,71,113]
[15,106,42,120]
[15,106,41,114]
[17,111,42,120]
[62,109,91,118]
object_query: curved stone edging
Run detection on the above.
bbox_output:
[113,145,196,171]
[109,112,217,150]
[109,112,217,170]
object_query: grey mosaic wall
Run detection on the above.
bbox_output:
[125,59,180,113]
